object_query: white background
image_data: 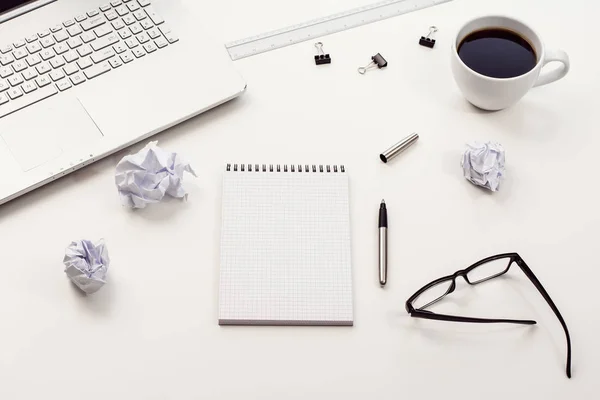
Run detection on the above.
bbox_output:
[0,0,598,398]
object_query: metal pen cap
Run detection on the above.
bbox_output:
[380,132,419,163]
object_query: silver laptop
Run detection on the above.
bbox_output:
[0,0,246,205]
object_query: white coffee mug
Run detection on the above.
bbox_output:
[451,16,570,111]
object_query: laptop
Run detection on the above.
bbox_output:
[0,0,246,205]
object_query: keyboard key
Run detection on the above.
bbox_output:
[119,29,132,39]
[122,15,136,25]
[77,57,93,70]
[130,23,143,35]
[132,47,145,58]
[40,37,55,48]
[22,81,37,93]
[7,87,23,100]
[54,43,69,55]
[112,19,125,30]
[70,71,86,85]
[125,38,138,48]
[127,2,140,11]
[100,4,112,12]
[36,63,51,75]
[108,56,122,68]
[13,49,28,60]
[81,16,106,31]
[25,35,38,43]
[50,25,63,33]
[0,54,14,65]
[136,33,150,44]
[120,51,134,63]
[13,40,26,48]
[145,8,164,25]
[67,37,83,49]
[0,67,13,78]
[94,25,113,38]
[115,6,128,16]
[138,0,151,6]
[91,34,119,51]
[63,19,76,27]
[63,51,79,63]
[133,10,146,20]
[50,57,65,69]
[113,42,127,54]
[40,48,55,61]
[81,32,96,43]
[87,9,100,17]
[0,93,8,105]
[105,10,119,21]
[67,25,83,36]
[147,27,161,39]
[26,55,41,66]
[165,32,178,44]
[84,61,111,79]
[91,48,115,63]
[54,31,69,42]
[77,45,93,57]
[63,63,79,76]
[26,42,42,54]
[56,79,71,91]
[0,85,57,117]
[35,74,52,87]
[0,80,9,92]
[0,45,12,54]
[140,20,153,30]
[110,0,122,6]
[123,0,133,2]
[75,14,88,22]
[158,24,171,35]
[8,74,24,86]
[50,69,65,81]
[142,42,156,53]
[22,69,37,81]
[12,60,27,72]
[38,30,51,38]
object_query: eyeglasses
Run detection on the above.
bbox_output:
[405,253,572,378]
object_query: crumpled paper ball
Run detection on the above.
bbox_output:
[461,141,505,192]
[63,239,110,294]
[115,141,197,209]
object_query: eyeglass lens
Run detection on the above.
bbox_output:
[413,280,453,309]
[466,257,511,284]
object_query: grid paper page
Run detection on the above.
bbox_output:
[219,168,353,325]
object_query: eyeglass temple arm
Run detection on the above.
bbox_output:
[409,309,536,325]
[517,260,572,378]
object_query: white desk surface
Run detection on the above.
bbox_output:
[0,0,597,398]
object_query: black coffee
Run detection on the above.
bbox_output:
[458,28,537,78]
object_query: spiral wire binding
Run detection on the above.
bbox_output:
[226,164,346,172]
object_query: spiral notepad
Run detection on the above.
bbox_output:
[219,164,353,326]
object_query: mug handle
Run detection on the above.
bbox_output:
[534,49,570,87]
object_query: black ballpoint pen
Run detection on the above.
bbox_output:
[379,199,388,287]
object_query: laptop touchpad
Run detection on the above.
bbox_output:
[0,96,103,172]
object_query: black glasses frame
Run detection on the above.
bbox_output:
[405,253,572,378]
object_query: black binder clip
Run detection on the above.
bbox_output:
[419,26,438,48]
[314,42,331,65]
[358,53,387,74]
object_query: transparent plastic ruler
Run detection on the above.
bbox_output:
[225,0,454,60]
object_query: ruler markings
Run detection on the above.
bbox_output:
[225,0,454,60]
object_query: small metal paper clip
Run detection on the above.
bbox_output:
[314,42,331,65]
[419,26,438,48]
[357,53,387,74]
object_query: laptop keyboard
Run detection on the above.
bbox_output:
[0,0,178,119]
